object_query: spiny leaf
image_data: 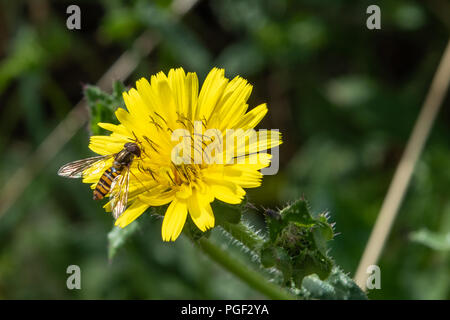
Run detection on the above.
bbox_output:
[84,81,125,135]
[300,266,368,300]
[281,199,316,227]
[107,221,140,260]
[262,199,334,288]
[292,249,333,286]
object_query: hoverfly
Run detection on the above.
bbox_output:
[58,142,141,219]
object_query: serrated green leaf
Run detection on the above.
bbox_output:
[112,81,126,99]
[107,221,140,260]
[312,220,334,254]
[281,200,316,227]
[84,81,125,135]
[300,267,367,300]
[292,248,333,287]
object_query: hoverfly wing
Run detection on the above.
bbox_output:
[58,155,113,178]
[109,165,131,219]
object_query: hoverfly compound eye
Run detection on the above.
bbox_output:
[125,142,141,157]
[133,146,141,157]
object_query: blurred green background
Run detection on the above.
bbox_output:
[0,0,449,299]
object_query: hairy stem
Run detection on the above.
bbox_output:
[195,237,297,300]
[218,220,265,252]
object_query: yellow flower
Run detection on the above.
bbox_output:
[84,67,282,241]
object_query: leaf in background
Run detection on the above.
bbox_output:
[99,8,142,43]
[84,81,125,135]
[215,41,265,76]
[392,2,426,31]
[0,26,46,93]
[409,229,450,251]
[326,75,376,108]
[137,3,212,74]
[107,221,140,261]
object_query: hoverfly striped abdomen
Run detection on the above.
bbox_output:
[92,143,141,200]
[93,167,121,200]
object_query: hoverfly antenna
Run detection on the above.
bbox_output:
[128,131,152,159]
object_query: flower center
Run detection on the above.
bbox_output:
[171,163,202,185]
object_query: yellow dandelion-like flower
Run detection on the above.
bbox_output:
[83,67,281,241]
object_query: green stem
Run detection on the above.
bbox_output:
[196,237,297,300]
[218,220,265,252]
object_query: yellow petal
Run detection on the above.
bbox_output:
[187,190,215,232]
[88,135,125,155]
[205,165,264,188]
[206,179,246,204]
[226,129,282,158]
[115,200,149,228]
[150,71,178,127]
[115,100,151,138]
[161,199,188,241]
[196,67,228,121]
[138,185,175,206]
[122,88,151,121]
[136,77,169,122]
[214,76,252,131]
[185,72,199,121]
[231,103,268,130]
[168,68,187,116]
[97,122,131,137]
[175,183,193,200]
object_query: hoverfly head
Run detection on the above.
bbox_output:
[124,142,141,157]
